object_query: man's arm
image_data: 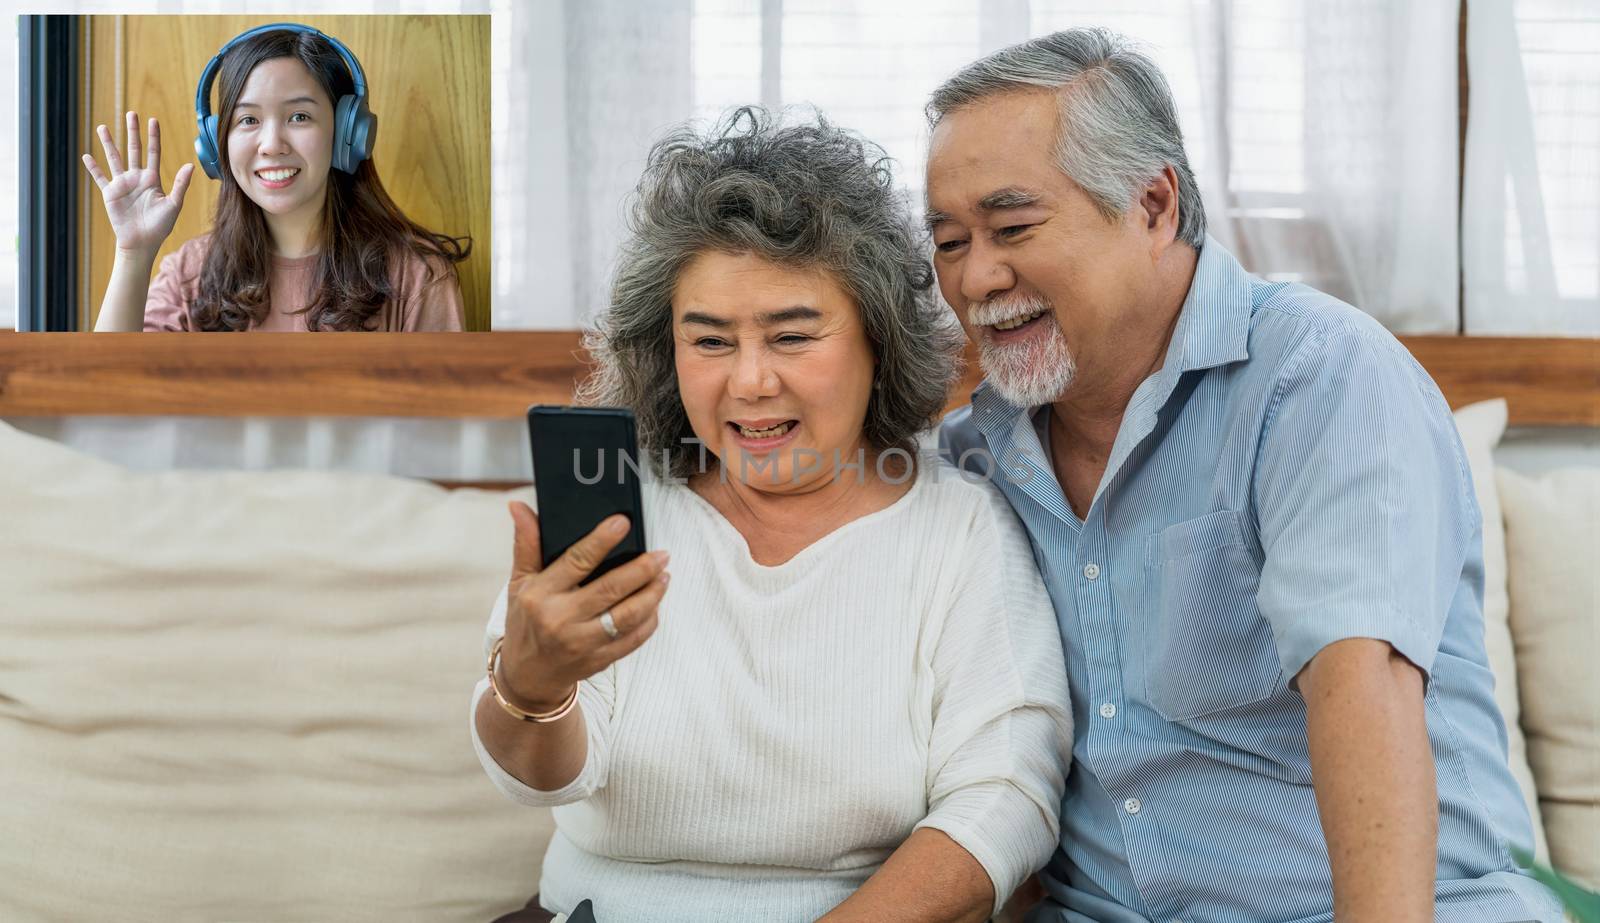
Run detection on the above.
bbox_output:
[816,828,992,923]
[1299,637,1437,923]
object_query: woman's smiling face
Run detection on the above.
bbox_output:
[672,250,878,494]
[225,56,336,223]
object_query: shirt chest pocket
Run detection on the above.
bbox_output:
[1141,510,1285,722]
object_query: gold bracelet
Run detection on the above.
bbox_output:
[487,636,579,723]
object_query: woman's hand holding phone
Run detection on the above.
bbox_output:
[82,111,194,258]
[499,501,671,711]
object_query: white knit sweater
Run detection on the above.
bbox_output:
[471,456,1072,922]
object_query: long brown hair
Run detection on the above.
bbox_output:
[190,29,470,331]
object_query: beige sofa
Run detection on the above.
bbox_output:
[1,400,1594,921]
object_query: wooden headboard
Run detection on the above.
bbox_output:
[0,332,1595,427]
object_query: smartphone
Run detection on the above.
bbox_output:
[527,405,648,586]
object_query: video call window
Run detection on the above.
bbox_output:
[14,14,489,332]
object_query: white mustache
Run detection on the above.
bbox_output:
[968,294,1053,328]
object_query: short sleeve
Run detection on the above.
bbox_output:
[1253,326,1477,683]
[142,247,196,332]
[399,254,465,331]
[469,583,617,807]
[911,485,1073,916]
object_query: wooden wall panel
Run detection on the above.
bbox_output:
[82,16,122,332]
[1403,336,1599,427]
[79,15,491,331]
[1,333,1595,428]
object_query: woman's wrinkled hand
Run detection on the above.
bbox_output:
[497,501,669,710]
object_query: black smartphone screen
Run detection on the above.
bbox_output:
[527,405,648,586]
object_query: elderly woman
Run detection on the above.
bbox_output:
[470,109,1070,923]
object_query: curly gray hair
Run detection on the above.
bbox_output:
[578,107,964,479]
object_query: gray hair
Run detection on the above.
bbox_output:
[578,106,964,479]
[927,28,1206,249]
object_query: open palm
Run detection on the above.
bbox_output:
[82,111,194,256]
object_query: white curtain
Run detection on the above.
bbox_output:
[0,15,14,328]
[1463,0,1600,336]
[511,0,1463,333]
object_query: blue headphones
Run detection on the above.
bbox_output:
[193,23,377,180]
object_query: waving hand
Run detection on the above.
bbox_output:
[82,111,194,257]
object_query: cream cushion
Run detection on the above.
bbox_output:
[1452,399,1548,859]
[1497,466,1600,887]
[0,421,552,921]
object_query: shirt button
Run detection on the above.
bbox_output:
[1083,562,1101,580]
[1124,798,1142,815]
[1099,702,1117,719]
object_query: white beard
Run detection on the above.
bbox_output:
[969,295,1077,407]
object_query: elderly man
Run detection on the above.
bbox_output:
[932,28,1561,923]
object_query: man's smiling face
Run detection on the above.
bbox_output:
[925,88,1157,406]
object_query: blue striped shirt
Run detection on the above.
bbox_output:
[940,239,1561,923]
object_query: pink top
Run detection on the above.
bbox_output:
[143,234,466,332]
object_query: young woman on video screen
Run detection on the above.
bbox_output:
[85,25,470,332]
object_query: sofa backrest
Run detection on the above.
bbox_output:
[0,421,555,921]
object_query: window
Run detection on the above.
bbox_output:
[1464,0,1600,333]
[1506,0,1598,302]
